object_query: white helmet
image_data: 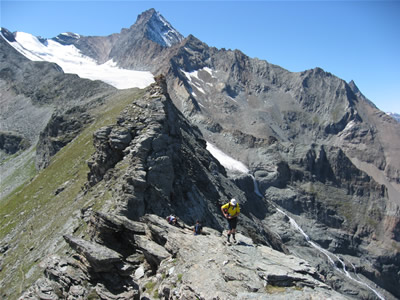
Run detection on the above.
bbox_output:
[230,198,237,206]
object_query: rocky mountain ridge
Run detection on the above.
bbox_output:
[1,8,399,299]
[13,80,389,299]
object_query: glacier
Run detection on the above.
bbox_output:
[2,31,154,89]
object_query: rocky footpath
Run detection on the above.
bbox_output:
[21,213,348,300]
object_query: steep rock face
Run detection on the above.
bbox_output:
[36,109,93,169]
[0,34,54,145]
[241,139,399,297]
[107,9,183,72]
[138,8,184,47]
[340,81,400,196]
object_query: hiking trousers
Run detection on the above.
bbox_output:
[227,217,238,230]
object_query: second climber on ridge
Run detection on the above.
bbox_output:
[221,198,240,245]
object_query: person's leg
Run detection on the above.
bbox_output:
[231,218,237,242]
[227,220,233,242]
[227,229,232,241]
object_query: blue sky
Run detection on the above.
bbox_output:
[1,1,399,113]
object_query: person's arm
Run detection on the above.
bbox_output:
[221,205,229,218]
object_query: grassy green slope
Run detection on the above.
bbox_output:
[0,147,37,200]
[0,88,144,299]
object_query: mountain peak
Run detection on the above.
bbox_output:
[0,27,16,42]
[135,8,184,47]
[348,80,360,94]
[135,8,157,24]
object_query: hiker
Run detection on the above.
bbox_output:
[221,198,240,244]
[193,220,203,235]
[166,215,177,225]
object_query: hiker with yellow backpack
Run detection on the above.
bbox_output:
[221,198,240,245]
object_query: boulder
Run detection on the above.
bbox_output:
[134,235,170,269]
[63,235,122,272]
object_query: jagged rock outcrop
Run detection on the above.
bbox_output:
[36,110,93,169]
[0,131,30,154]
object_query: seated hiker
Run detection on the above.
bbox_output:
[193,220,203,235]
[166,215,178,225]
[220,198,240,244]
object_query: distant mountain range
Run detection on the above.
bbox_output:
[1,8,399,300]
[387,112,400,122]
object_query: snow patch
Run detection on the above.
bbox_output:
[146,12,184,47]
[182,67,217,95]
[3,31,154,89]
[206,142,249,174]
[203,67,217,79]
[60,32,81,38]
[182,67,216,82]
[182,69,199,81]
[343,120,356,131]
[156,12,183,47]
[227,95,238,103]
[193,84,205,94]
